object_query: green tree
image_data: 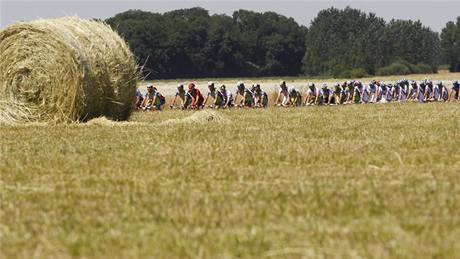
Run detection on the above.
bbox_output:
[301,7,440,77]
[232,10,306,76]
[106,10,167,78]
[441,17,460,72]
[202,15,246,77]
[106,7,442,79]
[107,8,306,79]
[302,7,386,77]
[384,19,440,71]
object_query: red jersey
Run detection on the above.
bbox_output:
[188,88,204,106]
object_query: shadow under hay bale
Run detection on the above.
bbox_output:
[0,17,138,123]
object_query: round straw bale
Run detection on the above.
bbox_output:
[0,17,138,123]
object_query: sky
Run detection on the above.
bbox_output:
[1,0,459,32]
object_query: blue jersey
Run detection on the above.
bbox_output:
[369,84,377,93]
[321,88,331,96]
[207,90,217,98]
[175,91,192,100]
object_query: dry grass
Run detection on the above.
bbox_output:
[1,102,459,258]
[0,17,138,123]
[160,110,230,125]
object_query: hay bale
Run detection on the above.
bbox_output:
[0,17,138,123]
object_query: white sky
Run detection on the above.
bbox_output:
[1,0,459,31]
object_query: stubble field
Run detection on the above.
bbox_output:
[1,98,459,258]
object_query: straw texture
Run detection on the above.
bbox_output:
[0,17,138,123]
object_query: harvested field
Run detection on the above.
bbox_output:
[1,101,459,258]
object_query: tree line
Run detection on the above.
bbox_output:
[441,17,460,72]
[106,7,460,79]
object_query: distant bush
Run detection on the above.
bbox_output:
[331,64,349,78]
[337,70,351,79]
[437,64,450,71]
[376,61,434,76]
[376,62,410,76]
[350,68,368,78]
[415,63,434,74]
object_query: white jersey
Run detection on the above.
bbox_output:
[386,88,393,101]
[362,86,370,102]
[369,84,377,93]
[424,86,432,97]
[307,88,317,96]
[432,85,443,100]
[279,87,289,96]
[399,85,408,101]
[222,90,234,104]
[408,85,418,99]
[417,86,425,102]
[279,87,290,105]
[378,85,386,102]
[354,85,363,94]
[366,84,378,102]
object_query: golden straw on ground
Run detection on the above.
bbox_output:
[0,17,138,123]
